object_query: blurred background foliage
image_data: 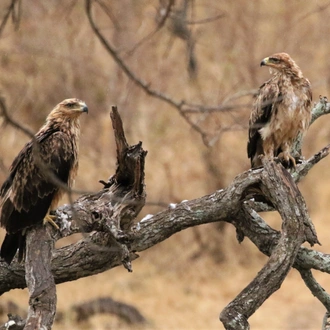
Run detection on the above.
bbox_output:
[1,0,330,329]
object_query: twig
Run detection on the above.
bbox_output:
[126,0,175,55]
[185,13,226,25]
[0,0,21,38]
[0,97,35,138]
[94,0,120,30]
[298,269,330,311]
[73,297,146,324]
[293,143,330,183]
[298,268,330,330]
[311,96,330,124]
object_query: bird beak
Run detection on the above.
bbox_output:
[80,103,88,114]
[260,57,269,67]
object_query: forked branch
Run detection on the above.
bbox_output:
[220,160,318,330]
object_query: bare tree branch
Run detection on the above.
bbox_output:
[73,297,146,324]
[0,0,21,38]
[311,96,330,124]
[323,312,330,330]
[220,160,311,329]
[126,0,175,55]
[24,225,56,330]
[84,0,247,141]
[0,141,328,292]
[298,269,330,311]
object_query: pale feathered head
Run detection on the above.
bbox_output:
[47,98,88,122]
[260,53,302,77]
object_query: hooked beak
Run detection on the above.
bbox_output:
[260,57,269,67]
[80,102,88,114]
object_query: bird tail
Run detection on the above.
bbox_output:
[0,232,25,265]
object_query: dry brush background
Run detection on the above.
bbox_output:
[1,0,330,329]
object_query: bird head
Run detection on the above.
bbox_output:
[260,53,301,76]
[48,98,88,121]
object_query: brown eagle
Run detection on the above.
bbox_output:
[0,98,88,264]
[248,53,312,168]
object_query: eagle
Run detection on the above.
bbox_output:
[248,53,312,168]
[0,98,88,265]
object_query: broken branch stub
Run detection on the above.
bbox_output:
[59,106,147,270]
[105,106,147,233]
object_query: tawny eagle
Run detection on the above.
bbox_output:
[0,98,88,264]
[248,53,312,168]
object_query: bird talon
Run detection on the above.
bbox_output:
[277,152,296,169]
[44,214,59,229]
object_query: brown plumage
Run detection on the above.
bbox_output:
[248,53,312,168]
[0,98,88,264]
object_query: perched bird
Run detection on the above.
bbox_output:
[0,98,88,264]
[248,53,312,168]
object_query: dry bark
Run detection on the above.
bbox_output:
[23,225,56,330]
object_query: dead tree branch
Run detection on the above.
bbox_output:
[0,140,328,292]
[0,126,330,328]
[73,297,146,324]
[24,225,56,330]
[298,269,330,312]
[220,160,317,330]
[1,136,329,328]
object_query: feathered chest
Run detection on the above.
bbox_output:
[280,80,307,114]
[259,76,311,144]
[29,119,81,190]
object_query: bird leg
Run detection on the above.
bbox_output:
[43,213,59,229]
[261,140,274,161]
[277,144,296,168]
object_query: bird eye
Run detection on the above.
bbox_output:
[67,102,76,109]
[270,57,280,63]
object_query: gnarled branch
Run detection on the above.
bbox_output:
[1,101,330,328]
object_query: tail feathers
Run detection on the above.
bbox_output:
[0,232,25,265]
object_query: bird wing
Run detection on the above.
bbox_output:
[0,129,76,233]
[247,78,281,165]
